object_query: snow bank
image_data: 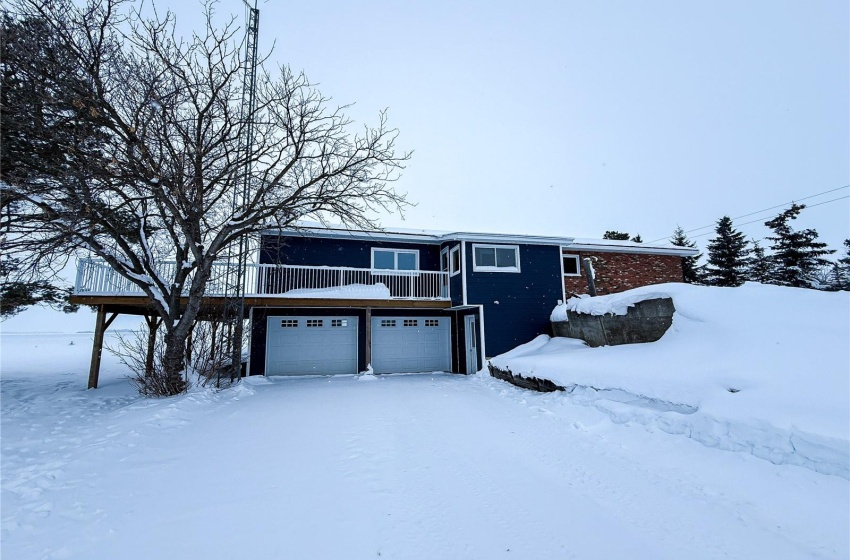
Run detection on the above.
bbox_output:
[2,329,848,558]
[564,289,675,316]
[550,303,569,322]
[492,283,850,478]
[280,282,391,299]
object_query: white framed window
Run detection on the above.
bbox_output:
[371,248,419,272]
[562,254,581,276]
[440,248,449,273]
[472,244,520,273]
[450,245,461,276]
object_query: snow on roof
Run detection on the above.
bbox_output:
[564,238,698,257]
[263,222,699,257]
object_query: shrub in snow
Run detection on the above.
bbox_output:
[108,327,188,397]
[108,318,247,396]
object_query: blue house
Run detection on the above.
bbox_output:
[245,224,695,376]
[72,223,697,383]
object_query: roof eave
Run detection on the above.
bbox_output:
[262,227,576,246]
[563,243,699,257]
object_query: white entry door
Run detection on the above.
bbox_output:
[464,315,478,374]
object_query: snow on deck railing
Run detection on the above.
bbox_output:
[74,258,451,300]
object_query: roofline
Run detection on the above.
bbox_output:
[562,242,699,257]
[262,226,576,246]
[261,226,697,256]
[262,226,442,243]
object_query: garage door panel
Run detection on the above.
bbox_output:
[266,315,357,376]
[371,316,451,374]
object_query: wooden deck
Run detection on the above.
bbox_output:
[69,295,452,315]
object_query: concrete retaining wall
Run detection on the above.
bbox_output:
[552,297,675,347]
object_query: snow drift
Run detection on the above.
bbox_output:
[493,282,850,478]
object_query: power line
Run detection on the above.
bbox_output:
[647,184,850,244]
[686,195,850,240]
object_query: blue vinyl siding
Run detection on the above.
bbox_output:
[441,241,464,306]
[255,233,563,358]
[464,243,563,357]
[260,235,441,270]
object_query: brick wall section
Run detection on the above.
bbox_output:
[562,251,684,296]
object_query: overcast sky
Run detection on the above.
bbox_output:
[241,0,848,250]
[2,1,848,332]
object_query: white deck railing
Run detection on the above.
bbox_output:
[74,258,450,300]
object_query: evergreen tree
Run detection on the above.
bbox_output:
[829,239,850,291]
[747,240,772,284]
[704,216,751,286]
[630,234,643,243]
[0,15,88,316]
[603,231,631,240]
[764,204,834,288]
[670,226,702,283]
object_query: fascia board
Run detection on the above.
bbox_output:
[262,227,577,247]
[563,243,699,257]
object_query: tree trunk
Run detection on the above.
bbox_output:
[144,315,159,378]
[160,329,187,394]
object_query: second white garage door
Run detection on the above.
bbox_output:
[266,316,358,376]
[371,316,451,374]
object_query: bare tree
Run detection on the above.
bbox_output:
[2,0,410,393]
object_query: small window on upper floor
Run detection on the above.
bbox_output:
[563,254,581,276]
[440,249,449,273]
[450,246,461,276]
[372,248,419,272]
[472,244,520,273]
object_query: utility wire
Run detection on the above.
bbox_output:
[647,184,850,244]
[685,195,850,240]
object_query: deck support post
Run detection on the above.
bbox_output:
[364,307,372,371]
[87,306,118,389]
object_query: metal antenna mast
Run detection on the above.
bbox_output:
[223,0,260,381]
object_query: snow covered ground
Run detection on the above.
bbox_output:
[2,326,849,559]
[496,283,850,479]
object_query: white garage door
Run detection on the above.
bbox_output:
[371,316,451,374]
[266,316,358,376]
